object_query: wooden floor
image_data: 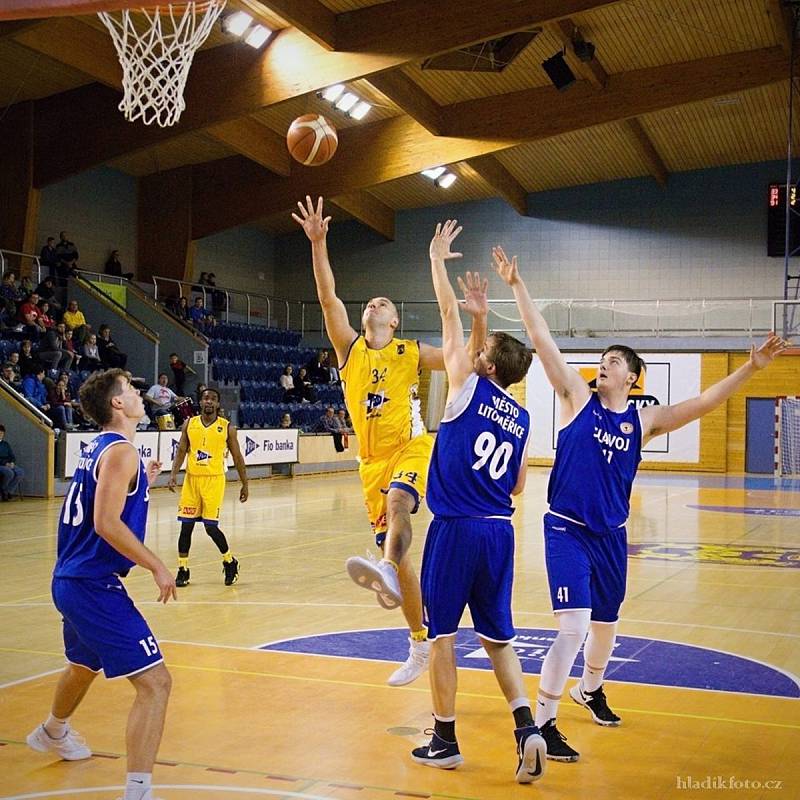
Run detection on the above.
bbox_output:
[1,468,798,800]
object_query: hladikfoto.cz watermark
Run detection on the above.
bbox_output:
[677,776,783,790]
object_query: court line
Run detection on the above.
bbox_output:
[0,529,360,604]
[0,668,62,690]
[0,786,343,800]
[159,654,800,729]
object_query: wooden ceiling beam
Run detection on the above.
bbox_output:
[442,47,786,140]
[336,0,622,57]
[191,46,787,237]
[239,0,336,50]
[550,18,607,89]
[621,117,668,187]
[329,191,395,240]
[366,70,444,136]
[765,0,796,55]
[550,17,668,186]
[207,117,291,176]
[0,19,48,40]
[465,155,528,215]
[21,3,623,185]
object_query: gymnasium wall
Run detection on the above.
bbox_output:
[37,166,137,273]
[274,160,786,306]
[35,167,277,294]
[193,226,276,296]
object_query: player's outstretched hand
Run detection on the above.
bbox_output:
[457,271,489,318]
[291,195,331,242]
[430,220,463,262]
[145,459,162,487]
[750,332,791,369]
[167,474,177,493]
[239,483,249,503]
[153,564,177,604]
[492,246,520,286]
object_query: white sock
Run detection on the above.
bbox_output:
[43,714,68,739]
[581,621,617,692]
[535,610,591,727]
[124,772,152,800]
[535,695,559,728]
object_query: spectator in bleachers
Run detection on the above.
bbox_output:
[4,352,22,383]
[22,368,50,414]
[295,366,316,403]
[319,407,338,433]
[104,249,134,280]
[37,300,55,329]
[1,272,19,314]
[81,333,103,372]
[280,365,296,400]
[18,276,34,301]
[194,383,207,412]
[17,291,43,336]
[336,408,354,434]
[38,326,73,372]
[206,272,226,315]
[40,237,59,280]
[18,340,39,376]
[145,373,182,419]
[280,412,294,429]
[55,230,79,282]
[168,352,194,395]
[2,364,22,392]
[34,276,62,314]
[97,324,128,369]
[0,424,24,500]
[306,350,332,384]
[61,326,80,369]
[47,373,78,430]
[189,296,215,329]
[175,295,191,322]
[63,299,89,342]
[192,272,209,292]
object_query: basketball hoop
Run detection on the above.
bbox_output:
[97,1,226,127]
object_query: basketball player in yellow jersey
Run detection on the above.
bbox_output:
[168,389,248,587]
[293,196,488,686]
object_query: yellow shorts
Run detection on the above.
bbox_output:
[359,434,434,544]
[178,473,226,523]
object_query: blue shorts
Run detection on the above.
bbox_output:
[421,517,515,642]
[543,513,627,623]
[52,576,163,679]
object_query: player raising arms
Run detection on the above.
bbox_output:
[411,221,545,784]
[292,196,488,686]
[169,388,248,587]
[492,246,789,763]
[27,369,175,800]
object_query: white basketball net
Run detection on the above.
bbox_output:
[98,1,226,128]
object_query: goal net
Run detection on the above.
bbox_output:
[775,396,800,477]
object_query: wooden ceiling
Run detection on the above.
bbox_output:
[0,0,795,240]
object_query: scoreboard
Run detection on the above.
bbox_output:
[768,182,800,257]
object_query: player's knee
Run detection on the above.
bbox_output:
[133,663,172,699]
[556,609,591,640]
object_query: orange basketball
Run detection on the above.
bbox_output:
[286,114,338,166]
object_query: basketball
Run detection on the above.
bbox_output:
[287,114,338,166]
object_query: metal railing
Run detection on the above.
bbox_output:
[149,275,779,340]
[0,249,42,282]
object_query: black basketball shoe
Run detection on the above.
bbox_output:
[570,683,621,726]
[540,719,580,761]
[175,567,190,587]
[223,557,239,586]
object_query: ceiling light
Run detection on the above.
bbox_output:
[222,11,252,37]
[322,84,345,102]
[421,167,446,180]
[244,24,272,49]
[437,172,457,189]
[350,101,372,120]
[335,92,359,112]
